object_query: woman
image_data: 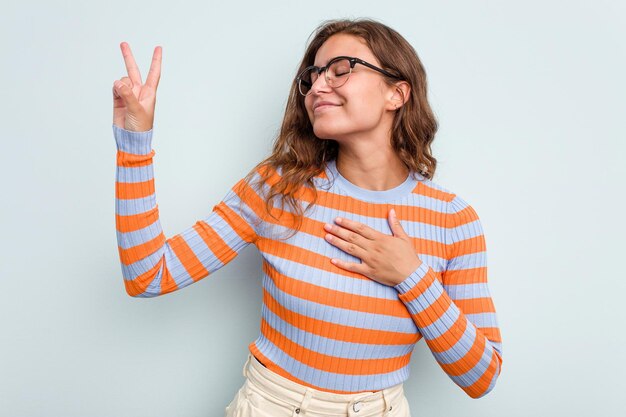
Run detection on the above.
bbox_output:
[112,18,503,417]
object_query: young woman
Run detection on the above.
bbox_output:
[112,18,503,417]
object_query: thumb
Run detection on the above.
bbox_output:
[113,80,141,113]
[388,208,407,238]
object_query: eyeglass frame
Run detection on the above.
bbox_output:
[295,55,402,96]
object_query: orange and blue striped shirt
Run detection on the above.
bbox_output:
[113,124,503,398]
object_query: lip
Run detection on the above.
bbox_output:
[313,101,340,111]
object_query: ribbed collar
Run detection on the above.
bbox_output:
[324,159,419,202]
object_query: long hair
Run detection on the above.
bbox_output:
[242,17,438,239]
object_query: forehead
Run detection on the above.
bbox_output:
[313,33,377,66]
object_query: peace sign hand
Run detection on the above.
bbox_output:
[323,209,423,287]
[112,42,162,132]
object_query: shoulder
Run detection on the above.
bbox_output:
[414,175,481,224]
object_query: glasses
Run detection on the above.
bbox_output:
[296,56,401,96]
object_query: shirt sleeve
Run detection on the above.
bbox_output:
[393,194,503,398]
[113,124,263,298]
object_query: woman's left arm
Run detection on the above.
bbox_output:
[323,194,503,399]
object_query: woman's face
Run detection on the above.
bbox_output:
[303,33,397,141]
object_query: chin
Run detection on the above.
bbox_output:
[313,130,335,140]
[312,122,345,140]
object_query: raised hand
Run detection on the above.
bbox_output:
[112,42,162,132]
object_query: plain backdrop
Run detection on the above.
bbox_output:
[1,0,624,416]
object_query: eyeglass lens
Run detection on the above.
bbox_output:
[299,58,351,96]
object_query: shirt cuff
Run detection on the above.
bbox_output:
[393,261,430,294]
[112,123,153,155]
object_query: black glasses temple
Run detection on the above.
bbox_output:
[353,58,401,79]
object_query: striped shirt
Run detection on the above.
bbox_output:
[113,124,503,398]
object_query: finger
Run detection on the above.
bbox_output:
[387,208,407,238]
[119,42,143,86]
[325,223,366,250]
[324,233,367,260]
[112,84,122,100]
[113,77,133,101]
[333,217,377,239]
[330,258,367,275]
[145,45,162,90]
[120,76,133,88]
[113,79,142,113]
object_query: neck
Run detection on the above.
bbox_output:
[334,147,409,191]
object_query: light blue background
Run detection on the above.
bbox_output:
[1,0,624,416]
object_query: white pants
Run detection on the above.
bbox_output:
[224,353,412,417]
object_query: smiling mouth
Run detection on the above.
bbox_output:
[314,104,340,112]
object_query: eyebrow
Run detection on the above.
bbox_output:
[312,60,328,67]
[313,56,341,67]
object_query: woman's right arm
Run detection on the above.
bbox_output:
[111,42,261,297]
[113,124,261,297]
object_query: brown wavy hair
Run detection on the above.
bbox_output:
[242,17,438,239]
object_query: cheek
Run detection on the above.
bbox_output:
[344,85,384,117]
[345,98,384,125]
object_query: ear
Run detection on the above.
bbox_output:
[386,81,411,111]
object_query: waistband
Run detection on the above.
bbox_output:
[242,353,403,416]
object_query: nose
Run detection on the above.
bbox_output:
[309,71,331,95]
